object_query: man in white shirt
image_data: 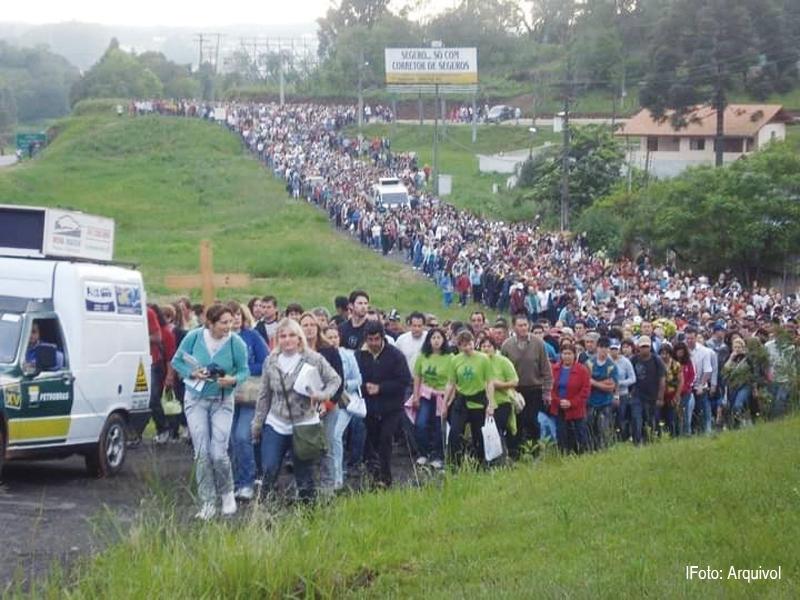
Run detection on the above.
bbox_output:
[686,327,714,434]
[394,312,427,376]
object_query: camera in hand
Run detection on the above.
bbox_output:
[205,363,227,380]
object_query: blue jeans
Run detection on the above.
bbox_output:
[259,424,316,502]
[695,390,712,434]
[184,392,235,505]
[731,386,751,414]
[347,415,367,466]
[769,383,790,418]
[555,416,588,454]
[320,409,339,492]
[680,393,695,436]
[231,404,256,490]
[587,405,613,450]
[414,397,443,460]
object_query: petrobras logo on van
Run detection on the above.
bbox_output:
[2,384,22,410]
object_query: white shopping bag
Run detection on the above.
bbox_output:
[481,417,503,462]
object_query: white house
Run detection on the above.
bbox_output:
[616,104,793,178]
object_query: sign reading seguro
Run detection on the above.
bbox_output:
[385,47,478,85]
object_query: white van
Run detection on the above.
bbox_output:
[0,206,151,477]
[372,177,410,212]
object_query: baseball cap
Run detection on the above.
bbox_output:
[609,339,621,350]
[387,309,400,322]
[637,335,652,347]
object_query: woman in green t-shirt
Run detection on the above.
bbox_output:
[477,333,519,456]
[410,327,452,468]
[444,329,495,464]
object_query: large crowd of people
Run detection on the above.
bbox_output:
[132,100,799,520]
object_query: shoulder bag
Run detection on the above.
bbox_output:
[278,362,327,462]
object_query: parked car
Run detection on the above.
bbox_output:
[485,105,515,124]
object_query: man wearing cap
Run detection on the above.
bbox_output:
[585,336,618,450]
[501,314,553,453]
[631,335,666,444]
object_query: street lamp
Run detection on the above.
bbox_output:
[357,57,370,130]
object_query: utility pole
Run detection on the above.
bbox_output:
[560,55,573,233]
[195,33,205,70]
[279,51,285,106]
[433,83,440,195]
[357,49,364,130]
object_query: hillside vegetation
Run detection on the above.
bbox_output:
[0,113,463,317]
[21,417,800,598]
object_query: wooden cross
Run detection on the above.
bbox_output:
[164,240,251,307]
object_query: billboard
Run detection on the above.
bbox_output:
[385,47,478,85]
[0,205,115,262]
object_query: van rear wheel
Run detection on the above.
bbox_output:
[86,413,127,478]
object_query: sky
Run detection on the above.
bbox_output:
[2,0,456,28]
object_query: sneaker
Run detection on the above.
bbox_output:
[235,486,255,501]
[194,503,217,521]
[430,459,444,469]
[179,427,191,441]
[416,456,428,466]
[153,432,170,445]
[221,492,237,516]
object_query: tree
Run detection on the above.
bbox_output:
[597,142,800,282]
[639,0,758,167]
[70,42,164,104]
[0,76,16,148]
[517,124,625,224]
[0,41,79,123]
[317,0,391,58]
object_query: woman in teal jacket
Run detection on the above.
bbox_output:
[171,304,249,520]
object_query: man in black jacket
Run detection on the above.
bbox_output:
[357,320,412,487]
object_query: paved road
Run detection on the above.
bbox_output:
[0,155,18,168]
[0,432,423,592]
[0,442,191,591]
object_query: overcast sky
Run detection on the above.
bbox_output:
[2,0,456,28]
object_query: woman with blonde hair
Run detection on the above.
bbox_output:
[298,311,344,495]
[251,318,342,503]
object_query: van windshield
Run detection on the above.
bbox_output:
[381,192,408,205]
[0,313,23,364]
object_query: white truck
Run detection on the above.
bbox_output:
[372,177,410,212]
[0,205,151,477]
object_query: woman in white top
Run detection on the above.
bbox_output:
[251,318,341,503]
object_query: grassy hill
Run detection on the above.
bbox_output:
[21,417,800,598]
[0,113,465,318]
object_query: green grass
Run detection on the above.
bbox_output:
[20,417,800,598]
[0,114,468,319]
[353,122,561,220]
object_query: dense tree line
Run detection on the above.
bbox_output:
[0,41,79,145]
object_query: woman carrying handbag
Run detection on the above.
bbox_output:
[251,318,342,503]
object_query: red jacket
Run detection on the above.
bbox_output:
[549,361,591,420]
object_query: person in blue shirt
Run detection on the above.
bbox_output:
[585,336,618,450]
[25,322,65,371]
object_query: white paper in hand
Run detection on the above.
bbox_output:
[293,363,323,397]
